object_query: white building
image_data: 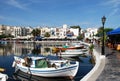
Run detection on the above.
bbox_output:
[84,28,98,40]
[11,26,22,37]
[70,28,79,37]
[41,27,50,37]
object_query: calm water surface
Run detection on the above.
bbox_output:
[0,42,94,81]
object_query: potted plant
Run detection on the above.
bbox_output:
[89,44,94,55]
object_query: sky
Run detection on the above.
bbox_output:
[0,0,120,29]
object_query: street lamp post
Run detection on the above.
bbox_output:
[101,16,106,55]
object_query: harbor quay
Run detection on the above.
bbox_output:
[81,44,120,81]
[96,46,120,81]
[7,40,81,46]
[81,44,106,81]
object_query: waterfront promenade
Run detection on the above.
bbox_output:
[96,46,120,81]
[81,43,120,81]
[4,40,120,81]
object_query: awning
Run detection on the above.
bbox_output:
[107,27,120,35]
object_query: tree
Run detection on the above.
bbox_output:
[44,32,50,37]
[77,34,84,40]
[31,29,36,37]
[89,44,94,55]
[0,34,14,39]
[31,28,41,37]
[96,27,113,37]
[96,27,114,44]
[96,27,104,37]
[104,28,113,33]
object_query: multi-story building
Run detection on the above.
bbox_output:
[12,26,22,37]
[26,26,33,38]
[69,28,79,36]
[49,24,68,39]
[84,28,98,40]
[2,25,7,35]
[0,25,5,35]
[0,25,12,36]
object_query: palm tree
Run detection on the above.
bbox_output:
[44,32,50,37]
[31,29,36,37]
[31,28,41,40]
[89,44,94,55]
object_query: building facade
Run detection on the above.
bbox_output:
[0,24,96,40]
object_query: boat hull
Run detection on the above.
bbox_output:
[58,49,86,57]
[58,54,82,57]
[16,64,78,77]
[58,46,84,51]
[52,46,84,53]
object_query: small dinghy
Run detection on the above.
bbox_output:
[58,49,86,57]
[0,68,8,81]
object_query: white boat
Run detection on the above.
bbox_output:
[12,56,79,79]
[0,73,8,81]
[58,49,87,57]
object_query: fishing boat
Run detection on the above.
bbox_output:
[59,44,84,51]
[52,44,84,53]
[57,49,87,57]
[12,56,79,79]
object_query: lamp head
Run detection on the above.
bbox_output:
[102,16,106,25]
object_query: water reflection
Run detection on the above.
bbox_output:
[61,57,83,63]
[0,44,13,56]
[0,43,55,56]
[32,43,41,55]
[0,43,94,65]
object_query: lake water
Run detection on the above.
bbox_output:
[0,42,94,81]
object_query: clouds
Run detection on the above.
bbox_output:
[0,0,120,28]
[101,0,120,17]
[105,0,120,8]
[5,0,29,10]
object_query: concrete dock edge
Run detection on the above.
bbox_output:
[80,49,106,81]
